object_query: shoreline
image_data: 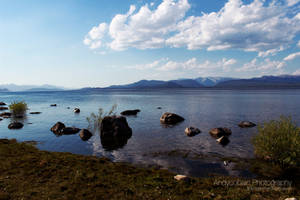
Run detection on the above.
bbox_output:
[0,139,299,199]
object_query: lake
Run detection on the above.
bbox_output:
[1,89,300,177]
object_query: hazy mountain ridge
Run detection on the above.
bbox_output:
[0,84,65,92]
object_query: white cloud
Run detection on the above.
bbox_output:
[293,69,300,75]
[286,0,300,6]
[167,0,300,54]
[237,58,286,72]
[108,0,190,50]
[84,23,108,49]
[84,0,300,54]
[283,52,300,61]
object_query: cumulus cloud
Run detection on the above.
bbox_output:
[84,23,108,49]
[84,0,300,54]
[286,0,300,6]
[127,57,237,74]
[237,58,286,72]
[283,52,300,61]
[293,69,300,75]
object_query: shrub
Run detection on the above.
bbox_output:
[87,104,117,131]
[9,101,28,116]
[252,116,300,167]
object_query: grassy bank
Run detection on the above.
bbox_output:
[0,139,298,200]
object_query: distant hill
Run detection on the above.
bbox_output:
[0,88,9,92]
[0,84,65,92]
[215,75,300,89]
[195,77,235,86]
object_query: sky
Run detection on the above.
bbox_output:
[0,0,300,88]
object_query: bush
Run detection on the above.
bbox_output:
[252,116,300,167]
[87,104,117,131]
[9,101,28,116]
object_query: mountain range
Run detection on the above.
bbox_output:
[96,75,300,89]
[0,84,65,92]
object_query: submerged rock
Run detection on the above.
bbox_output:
[74,108,80,113]
[0,107,8,110]
[8,122,24,129]
[0,112,12,118]
[185,127,201,137]
[209,127,232,138]
[160,112,184,125]
[0,118,2,121]
[61,127,80,135]
[238,121,256,128]
[157,107,162,109]
[29,112,41,114]
[79,129,93,141]
[50,104,57,107]
[0,102,6,106]
[50,122,65,134]
[120,109,140,116]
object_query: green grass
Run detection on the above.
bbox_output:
[252,116,300,167]
[8,101,28,117]
[0,139,299,200]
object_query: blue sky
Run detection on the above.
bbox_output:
[0,0,299,88]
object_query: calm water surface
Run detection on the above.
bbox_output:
[1,89,300,177]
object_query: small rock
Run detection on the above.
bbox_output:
[50,122,65,134]
[50,104,57,107]
[0,107,8,110]
[160,112,184,125]
[0,102,6,106]
[209,127,232,138]
[29,112,41,114]
[238,121,256,128]
[79,129,93,141]
[8,122,24,129]
[185,127,201,137]
[61,127,80,135]
[0,112,12,118]
[157,107,162,109]
[285,198,297,200]
[67,107,70,109]
[74,108,80,113]
[216,136,230,146]
[223,161,228,166]
[120,109,140,116]
[174,175,190,181]
[0,118,3,121]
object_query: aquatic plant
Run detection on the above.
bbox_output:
[86,104,117,131]
[252,116,300,167]
[9,101,28,117]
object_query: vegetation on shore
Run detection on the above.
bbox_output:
[0,139,299,200]
[252,116,300,167]
[8,101,28,117]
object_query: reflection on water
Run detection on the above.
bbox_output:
[1,89,300,177]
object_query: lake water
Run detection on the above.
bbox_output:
[1,89,300,177]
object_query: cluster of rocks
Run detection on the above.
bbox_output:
[50,122,92,141]
[0,102,8,111]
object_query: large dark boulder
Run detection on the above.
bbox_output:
[0,112,11,118]
[8,122,24,129]
[185,127,201,137]
[79,129,93,141]
[100,116,132,138]
[0,107,8,111]
[160,112,184,124]
[120,109,140,116]
[100,115,132,150]
[50,122,65,134]
[0,102,6,106]
[238,121,256,128]
[209,127,232,138]
[30,112,41,114]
